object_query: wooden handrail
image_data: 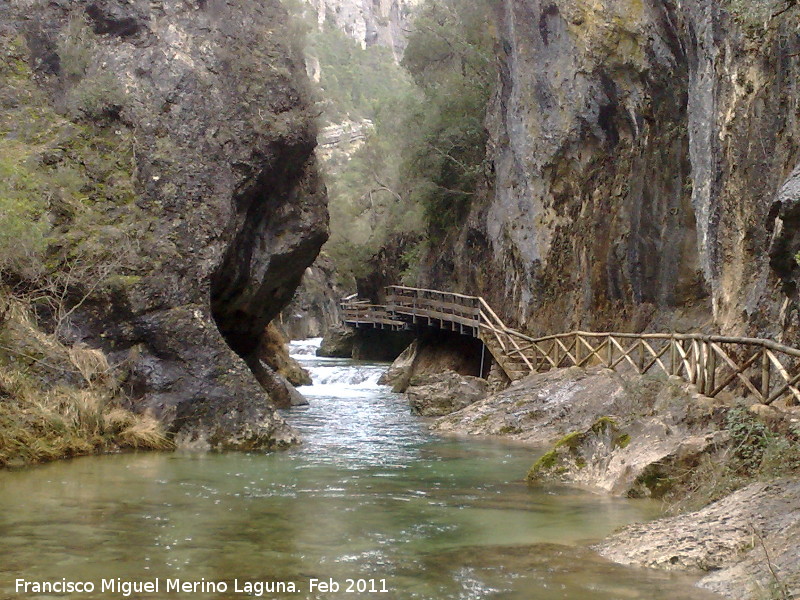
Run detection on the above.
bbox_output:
[339,287,800,406]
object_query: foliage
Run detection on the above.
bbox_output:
[0,28,167,467]
[299,0,498,284]
[307,25,413,123]
[672,406,800,512]
[59,17,128,121]
[0,30,143,303]
[398,0,496,238]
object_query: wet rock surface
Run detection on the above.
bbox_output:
[433,367,727,496]
[597,478,800,599]
[406,370,488,417]
[317,325,357,358]
[5,0,328,449]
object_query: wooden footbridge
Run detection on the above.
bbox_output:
[341,286,800,406]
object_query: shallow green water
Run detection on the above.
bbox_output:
[0,348,720,599]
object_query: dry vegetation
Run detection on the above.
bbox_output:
[0,294,172,468]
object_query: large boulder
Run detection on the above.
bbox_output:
[2,0,328,449]
[379,332,486,393]
[596,478,800,599]
[434,367,731,496]
[379,340,418,391]
[406,370,488,417]
[317,325,356,358]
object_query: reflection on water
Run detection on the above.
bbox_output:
[0,340,721,599]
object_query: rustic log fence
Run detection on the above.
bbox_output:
[341,286,800,406]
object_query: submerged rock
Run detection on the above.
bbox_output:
[406,370,488,417]
[596,478,800,599]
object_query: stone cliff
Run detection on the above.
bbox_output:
[279,254,344,340]
[307,0,419,61]
[3,0,328,449]
[420,0,800,343]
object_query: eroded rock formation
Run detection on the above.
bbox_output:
[597,478,800,598]
[279,255,345,340]
[307,0,419,61]
[4,0,328,449]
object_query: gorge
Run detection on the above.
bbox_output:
[1,0,800,598]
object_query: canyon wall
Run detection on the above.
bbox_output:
[307,0,419,60]
[2,0,328,449]
[421,0,800,342]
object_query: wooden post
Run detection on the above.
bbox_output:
[761,347,771,403]
[706,341,715,395]
[670,337,677,376]
[607,335,613,367]
[638,340,645,373]
[575,333,581,367]
[697,340,706,393]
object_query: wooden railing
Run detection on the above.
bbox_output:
[386,286,481,329]
[340,287,800,406]
[340,299,406,328]
[516,331,800,405]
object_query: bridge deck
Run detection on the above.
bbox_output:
[339,286,800,406]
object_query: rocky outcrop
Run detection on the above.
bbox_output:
[306,0,419,61]
[379,340,418,390]
[406,370,488,416]
[317,325,356,357]
[434,367,627,444]
[4,0,327,449]
[317,118,374,164]
[433,367,734,496]
[380,331,485,392]
[597,478,800,599]
[280,254,345,340]
[419,0,800,344]
[258,324,311,387]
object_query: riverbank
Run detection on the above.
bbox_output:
[0,340,721,600]
[0,296,171,468]
[419,364,800,598]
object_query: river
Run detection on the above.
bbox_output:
[0,339,720,599]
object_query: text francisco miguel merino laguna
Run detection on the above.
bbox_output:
[15,577,390,596]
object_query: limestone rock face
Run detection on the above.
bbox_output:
[597,478,800,598]
[406,370,488,417]
[307,0,420,61]
[420,0,800,343]
[6,0,328,449]
[280,255,345,340]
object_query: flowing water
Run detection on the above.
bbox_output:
[0,339,721,599]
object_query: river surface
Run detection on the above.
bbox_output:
[0,339,721,599]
